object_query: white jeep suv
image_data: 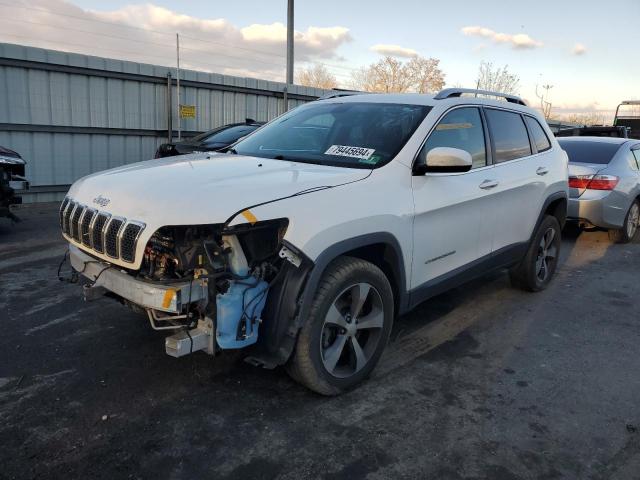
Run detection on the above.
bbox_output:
[60,88,568,395]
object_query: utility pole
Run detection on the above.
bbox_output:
[284,0,294,112]
[176,33,181,140]
[286,0,294,85]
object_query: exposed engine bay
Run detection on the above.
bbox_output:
[91,218,292,357]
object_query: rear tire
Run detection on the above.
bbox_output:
[510,215,561,292]
[608,200,639,244]
[286,256,393,396]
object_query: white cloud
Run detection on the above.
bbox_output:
[0,0,352,82]
[461,26,543,49]
[572,43,587,55]
[370,44,418,58]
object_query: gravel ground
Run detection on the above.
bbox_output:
[1,204,639,480]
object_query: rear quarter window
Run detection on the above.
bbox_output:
[524,116,551,152]
[558,141,623,164]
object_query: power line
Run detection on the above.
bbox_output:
[0,32,178,64]
[0,18,289,70]
[0,33,293,84]
[0,2,287,61]
[0,1,174,38]
[0,2,359,76]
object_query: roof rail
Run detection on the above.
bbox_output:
[318,90,365,100]
[434,88,527,106]
[621,100,640,105]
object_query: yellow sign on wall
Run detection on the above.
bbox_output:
[180,104,196,119]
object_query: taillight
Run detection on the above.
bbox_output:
[568,175,592,189]
[588,175,619,190]
[568,174,619,191]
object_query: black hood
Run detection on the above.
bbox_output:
[0,146,25,166]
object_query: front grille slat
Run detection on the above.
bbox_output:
[71,205,85,241]
[81,209,96,246]
[120,223,144,263]
[105,218,124,258]
[60,198,145,264]
[91,213,110,254]
[59,197,69,229]
[63,201,75,235]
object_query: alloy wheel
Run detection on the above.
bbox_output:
[535,227,558,282]
[320,283,385,378]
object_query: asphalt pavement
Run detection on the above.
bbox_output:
[1,204,639,480]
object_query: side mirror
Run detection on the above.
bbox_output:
[415,147,473,174]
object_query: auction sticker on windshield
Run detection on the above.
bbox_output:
[325,145,375,160]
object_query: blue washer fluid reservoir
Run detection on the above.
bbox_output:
[216,277,269,349]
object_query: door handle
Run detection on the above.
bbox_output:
[479,179,498,190]
[536,167,549,176]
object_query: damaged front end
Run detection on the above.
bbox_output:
[66,210,311,363]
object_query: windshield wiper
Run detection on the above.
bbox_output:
[224,147,238,154]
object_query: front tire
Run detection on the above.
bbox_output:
[608,200,639,244]
[287,256,394,396]
[510,215,561,292]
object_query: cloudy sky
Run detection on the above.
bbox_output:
[1,0,638,119]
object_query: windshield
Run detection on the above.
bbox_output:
[202,125,260,146]
[559,140,623,164]
[232,102,431,168]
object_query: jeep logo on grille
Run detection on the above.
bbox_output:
[93,195,111,207]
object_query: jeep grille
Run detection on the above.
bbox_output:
[59,197,145,264]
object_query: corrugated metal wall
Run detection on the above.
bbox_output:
[0,43,329,202]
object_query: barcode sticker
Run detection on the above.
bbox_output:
[324,145,375,160]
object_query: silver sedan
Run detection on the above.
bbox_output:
[559,137,640,243]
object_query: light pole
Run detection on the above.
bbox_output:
[286,0,294,85]
[283,0,294,112]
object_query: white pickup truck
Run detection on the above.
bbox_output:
[60,88,568,395]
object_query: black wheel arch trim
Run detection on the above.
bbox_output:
[535,191,568,232]
[248,233,407,367]
[299,232,408,318]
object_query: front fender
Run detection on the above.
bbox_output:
[250,233,407,367]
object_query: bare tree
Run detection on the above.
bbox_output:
[296,64,338,89]
[350,55,445,93]
[405,57,446,93]
[536,83,553,119]
[476,61,520,95]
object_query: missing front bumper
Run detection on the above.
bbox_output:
[69,244,207,314]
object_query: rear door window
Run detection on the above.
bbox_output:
[558,141,623,164]
[485,109,532,162]
[524,116,552,153]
